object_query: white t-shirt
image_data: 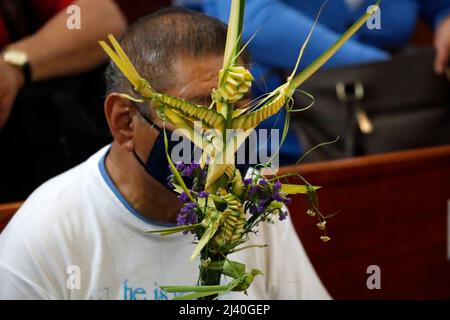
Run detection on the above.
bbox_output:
[0,146,330,300]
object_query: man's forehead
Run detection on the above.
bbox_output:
[166,54,224,102]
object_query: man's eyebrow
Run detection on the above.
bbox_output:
[186,91,252,105]
[186,94,213,104]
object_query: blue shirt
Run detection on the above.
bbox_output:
[185,0,450,164]
[201,0,450,70]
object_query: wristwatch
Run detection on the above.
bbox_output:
[1,48,32,85]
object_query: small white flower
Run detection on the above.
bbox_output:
[316,221,327,230]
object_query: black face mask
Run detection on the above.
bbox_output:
[132,107,173,190]
[132,106,196,191]
[132,105,250,190]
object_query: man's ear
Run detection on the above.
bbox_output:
[105,93,136,151]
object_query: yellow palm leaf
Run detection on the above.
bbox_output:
[281,184,321,195]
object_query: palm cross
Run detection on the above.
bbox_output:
[99,0,380,299]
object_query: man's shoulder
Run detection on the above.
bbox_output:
[27,147,106,206]
[0,147,111,299]
[1,146,109,237]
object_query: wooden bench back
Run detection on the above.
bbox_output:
[0,202,22,232]
[282,145,450,299]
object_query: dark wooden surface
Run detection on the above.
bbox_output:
[0,202,21,232]
[281,145,450,299]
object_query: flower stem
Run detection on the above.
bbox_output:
[199,251,223,300]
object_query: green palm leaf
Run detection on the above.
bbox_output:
[233,2,380,130]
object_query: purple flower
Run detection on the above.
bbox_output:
[243,178,253,187]
[283,197,292,206]
[166,176,174,189]
[273,192,284,203]
[186,211,197,225]
[279,211,288,221]
[187,202,197,209]
[180,202,196,215]
[259,179,268,186]
[255,198,271,213]
[177,202,198,234]
[197,191,209,198]
[177,214,196,234]
[176,214,187,226]
[273,181,282,191]
[182,163,201,177]
[256,204,266,214]
[178,192,190,203]
[176,161,185,171]
[249,186,259,194]
[183,165,194,177]
[249,198,269,215]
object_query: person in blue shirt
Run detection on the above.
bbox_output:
[182,0,450,164]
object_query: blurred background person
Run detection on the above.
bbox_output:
[0,0,172,202]
[182,0,450,162]
[0,0,126,202]
[0,0,127,130]
[1,0,449,202]
[200,0,450,74]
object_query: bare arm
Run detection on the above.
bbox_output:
[434,16,450,75]
[0,0,127,129]
[9,0,127,81]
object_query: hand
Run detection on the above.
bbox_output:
[0,60,25,129]
[434,16,450,75]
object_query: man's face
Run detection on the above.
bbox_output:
[149,54,251,128]
[132,54,251,167]
[134,53,251,146]
[166,54,224,107]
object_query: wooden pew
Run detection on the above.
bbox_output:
[0,202,22,232]
[281,145,450,299]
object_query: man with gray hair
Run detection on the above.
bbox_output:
[0,7,330,300]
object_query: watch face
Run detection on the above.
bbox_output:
[2,50,28,66]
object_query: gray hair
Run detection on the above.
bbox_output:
[105,7,244,96]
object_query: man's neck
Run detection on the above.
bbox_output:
[105,143,181,224]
